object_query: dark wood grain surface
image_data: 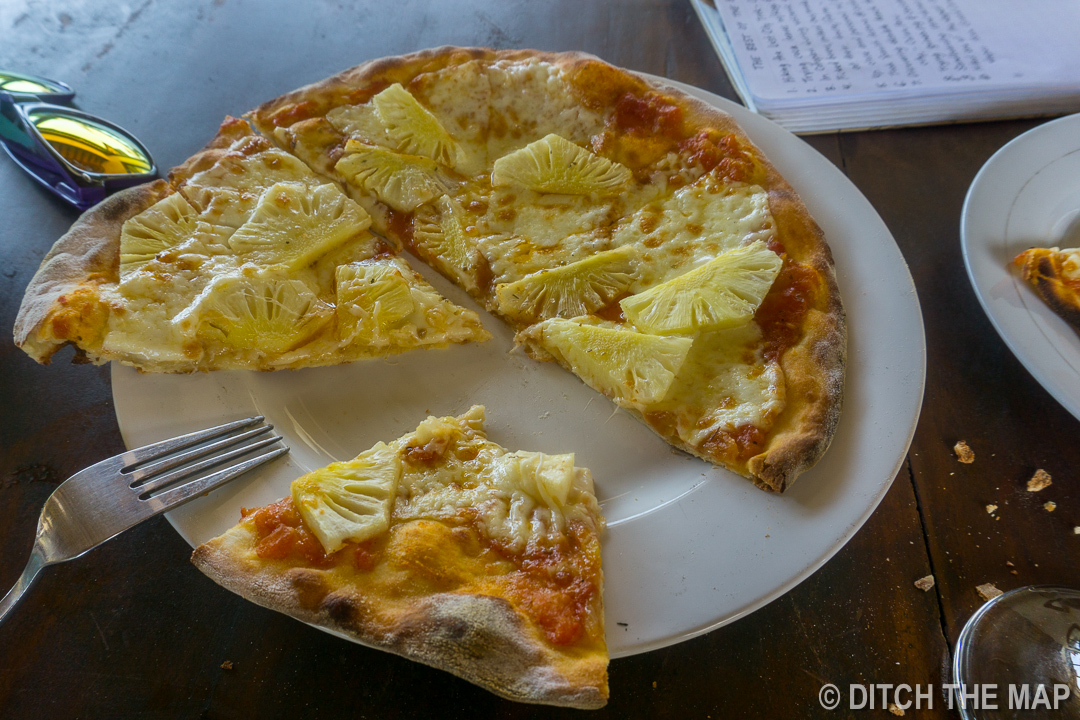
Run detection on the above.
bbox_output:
[1,1,1075,717]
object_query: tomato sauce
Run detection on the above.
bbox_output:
[679,130,756,183]
[241,497,332,567]
[488,527,601,646]
[612,92,684,138]
[755,260,818,362]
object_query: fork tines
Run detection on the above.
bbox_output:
[121,417,288,508]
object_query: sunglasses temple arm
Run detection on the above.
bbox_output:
[0,106,35,150]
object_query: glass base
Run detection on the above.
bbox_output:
[953,586,1080,719]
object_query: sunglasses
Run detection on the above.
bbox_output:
[0,70,157,211]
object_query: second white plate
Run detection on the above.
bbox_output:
[962,113,1080,422]
[112,78,925,658]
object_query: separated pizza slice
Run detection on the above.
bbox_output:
[1013,246,1080,331]
[14,117,489,371]
[191,406,608,709]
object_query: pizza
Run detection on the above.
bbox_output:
[13,117,489,371]
[1013,246,1080,331]
[191,406,608,709]
[247,48,846,491]
[14,47,845,491]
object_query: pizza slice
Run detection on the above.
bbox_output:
[191,406,608,709]
[14,117,489,372]
[1013,246,1080,331]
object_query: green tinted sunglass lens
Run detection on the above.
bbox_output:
[0,72,68,96]
[27,110,152,175]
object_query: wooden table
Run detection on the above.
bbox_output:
[2,1,1077,717]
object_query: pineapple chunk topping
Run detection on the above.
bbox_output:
[530,318,692,406]
[335,141,444,212]
[291,442,401,553]
[413,195,483,293]
[372,83,463,168]
[325,103,391,147]
[491,134,632,195]
[196,274,332,353]
[504,451,577,509]
[229,182,371,270]
[119,193,199,274]
[495,245,638,323]
[335,259,416,343]
[621,240,783,334]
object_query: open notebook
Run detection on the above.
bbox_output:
[691,0,1080,133]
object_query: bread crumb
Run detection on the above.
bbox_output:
[1074,527,1080,535]
[977,583,1003,601]
[888,703,906,716]
[1010,570,1018,575]
[954,441,975,463]
[220,661,234,670]
[1006,561,1014,567]
[986,504,998,514]
[652,681,657,688]
[1044,501,1057,512]
[1027,469,1052,492]
[914,575,935,591]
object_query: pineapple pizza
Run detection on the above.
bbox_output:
[192,406,609,708]
[15,47,845,492]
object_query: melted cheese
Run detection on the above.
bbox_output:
[654,324,786,445]
[485,60,606,159]
[611,177,776,291]
[390,407,603,553]
[1062,248,1080,281]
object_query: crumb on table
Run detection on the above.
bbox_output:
[986,504,998,514]
[1044,501,1057,512]
[888,702,906,716]
[220,660,234,670]
[976,583,1003,601]
[914,575,935,592]
[954,441,975,464]
[1027,469,1052,492]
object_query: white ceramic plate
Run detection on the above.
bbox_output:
[112,78,925,658]
[962,113,1080,422]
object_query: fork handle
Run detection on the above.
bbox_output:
[0,544,48,626]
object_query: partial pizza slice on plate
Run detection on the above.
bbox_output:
[191,405,608,709]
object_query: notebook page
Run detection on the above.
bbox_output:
[712,0,1080,104]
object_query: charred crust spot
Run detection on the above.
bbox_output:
[321,593,358,624]
[287,568,330,610]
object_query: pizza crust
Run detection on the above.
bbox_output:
[14,179,171,363]
[191,507,608,709]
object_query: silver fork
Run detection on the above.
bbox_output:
[0,416,288,625]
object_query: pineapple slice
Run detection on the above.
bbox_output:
[119,193,198,274]
[528,318,692,406]
[229,182,371,270]
[491,134,632,195]
[325,103,391,147]
[621,240,783,334]
[413,195,483,293]
[196,274,332,353]
[495,245,638,323]
[335,259,416,343]
[372,83,463,168]
[506,451,577,509]
[291,442,401,553]
[335,141,445,212]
